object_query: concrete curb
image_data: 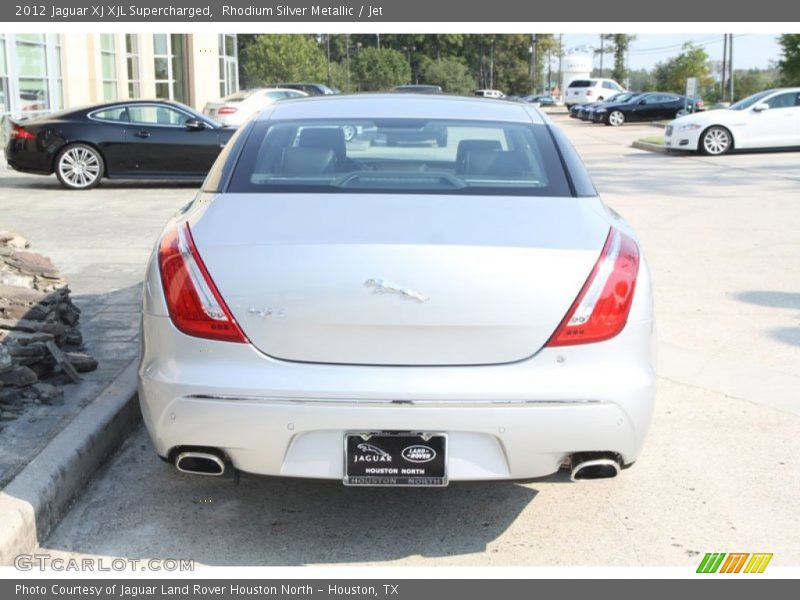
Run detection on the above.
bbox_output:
[632,140,669,154]
[0,359,140,565]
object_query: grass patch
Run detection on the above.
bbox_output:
[638,135,665,145]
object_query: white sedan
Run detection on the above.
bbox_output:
[202,88,307,127]
[665,87,800,155]
[139,94,655,486]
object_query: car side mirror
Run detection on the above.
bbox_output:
[185,118,206,130]
[752,103,770,112]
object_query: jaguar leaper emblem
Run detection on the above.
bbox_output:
[364,278,429,303]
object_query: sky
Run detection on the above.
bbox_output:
[561,34,782,71]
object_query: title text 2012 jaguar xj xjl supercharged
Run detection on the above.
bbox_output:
[139,95,656,486]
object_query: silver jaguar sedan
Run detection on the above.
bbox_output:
[138,94,655,486]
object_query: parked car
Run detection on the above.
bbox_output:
[576,92,642,121]
[267,83,339,96]
[203,88,307,126]
[393,84,443,94]
[565,78,625,108]
[523,95,556,107]
[4,100,234,190]
[665,88,800,155]
[592,92,705,126]
[139,94,655,485]
[474,89,506,99]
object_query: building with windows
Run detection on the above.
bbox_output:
[1,33,238,120]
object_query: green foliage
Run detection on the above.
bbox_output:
[240,35,326,87]
[351,47,411,91]
[734,69,779,100]
[652,43,713,95]
[418,58,476,95]
[236,34,777,102]
[602,34,636,84]
[777,34,800,86]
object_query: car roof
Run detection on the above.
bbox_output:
[263,93,544,123]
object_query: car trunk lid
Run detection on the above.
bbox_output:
[190,193,610,366]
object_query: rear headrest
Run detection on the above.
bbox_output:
[298,127,346,159]
[459,149,531,177]
[456,139,502,172]
[280,147,335,176]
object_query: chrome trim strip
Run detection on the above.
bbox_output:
[185,394,602,407]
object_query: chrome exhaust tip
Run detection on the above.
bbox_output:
[570,454,621,481]
[175,451,225,477]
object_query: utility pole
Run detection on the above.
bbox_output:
[599,35,604,77]
[489,36,495,90]
[721,34,728,102]
[558,33,563,99]
[728,34,734,102]
[530,34,537,95]
[376,33,380,49]
[326,34,331,86]
[345,34,350,90]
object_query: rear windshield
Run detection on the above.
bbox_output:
[226,118,572,196]
[569,80,595,88]
[222,91,252,103]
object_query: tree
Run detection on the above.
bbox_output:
[240,35,326,86]
[602,34,636,84]
[418,57,476,95]
[626,68,656,92]
[351,47,411,91]
[777,34,800,86]
[734,68,779,99]
[653,43,713,95]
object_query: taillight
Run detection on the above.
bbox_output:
[158,223,247,343]
[10,124,35,140]
[546,228,640,346]
[217,106,238,115]
[586,90,593,96]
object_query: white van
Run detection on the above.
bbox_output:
[474,89,506,99]
[565,79,625,108]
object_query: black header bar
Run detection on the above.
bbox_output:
[1,0,795,22]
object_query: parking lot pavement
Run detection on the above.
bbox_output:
[0,165,194,483]
[14,118,800,565]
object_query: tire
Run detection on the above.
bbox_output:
[699,126,732,156]
[55,143,104,190]
[606,110,625,127]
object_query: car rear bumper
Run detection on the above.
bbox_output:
[139,315,656,481]
[4,147,52,175]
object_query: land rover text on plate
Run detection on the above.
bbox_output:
[138,94,656,485]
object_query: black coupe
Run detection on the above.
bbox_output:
[591,92,705,126]
[4,100,235,190]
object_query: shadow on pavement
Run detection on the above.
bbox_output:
[40,427,546,565]
[733,290,800,348]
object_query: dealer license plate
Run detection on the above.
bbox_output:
[344,432,448,487]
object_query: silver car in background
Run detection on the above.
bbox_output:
[202,88,307,127]
[139,94,655,486]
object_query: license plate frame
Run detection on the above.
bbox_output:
[343,432,448,487]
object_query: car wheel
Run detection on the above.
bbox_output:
[55,143,104,190]
[700,126,732,156]
[607,110,625,127]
